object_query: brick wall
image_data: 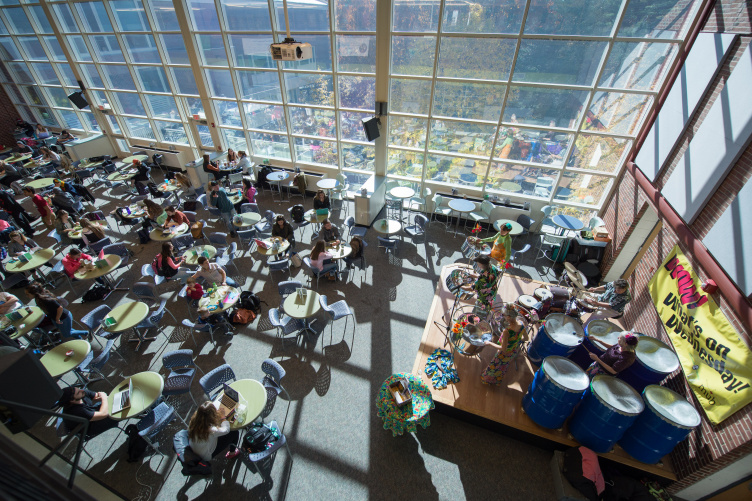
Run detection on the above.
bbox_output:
[0,76,21,149]
[600,6,752,493]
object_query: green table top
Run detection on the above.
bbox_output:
[108,371,164,421]
[150,223,188,241]
[283,289,321,320]
[78,160,103,170]
[107,169,138,181]
[7,306,45,339]
[227,379,267,430]
[40,339,91,378]
[5,248,55,273]
[305,209,329,224]
[373,219,402,235]
[122,155,148,164]
[8,154,31,163]
[25,177,56,190]
[157,182,180,192]
[103,301,150,334]
[74,254,121,280]
[198,286,240,313]
[493,219,524,235]
[228,191,243,205]
[233,212,262,228]
[183,245,217,266]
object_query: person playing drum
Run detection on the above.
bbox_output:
[477,222,513,265]
[586,332,639,376]
[461,255,500,315]
[480,303,524,385]
[583,279,632,325]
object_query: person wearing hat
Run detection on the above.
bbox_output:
[480,303,525,385]
[586,332,639,376]
[462,254,501,315]
[478,222,513,265]
[584,278,632,324]
[58,386,119,436]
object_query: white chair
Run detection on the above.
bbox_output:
[408,187,431,216]
[468,200,494,235]
[534,176,555,198]
[431,194,451,230]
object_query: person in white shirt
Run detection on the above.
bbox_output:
[188,401,240,461]
[236,150,251,172]
[192,257,237,286]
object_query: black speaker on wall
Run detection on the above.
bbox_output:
[67,91,89,110]
[0,350,62,434]
[361,117,380,142]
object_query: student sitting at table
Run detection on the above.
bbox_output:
[49,187,79,214]
[243,178,256,204]
[175,173,196,198]
[132,159,150,187]
[185,276,204,301]
[54,209,76,245]
[188,401,241,462]
[202,154,225,181]
[313,190,330,210]
[26,282,89,340]
[0,160,24,189]
[344,236,364,269]
[164,206,190,228]
[237,150,251,172]
[0,291,20,315]
[143,199,167,226]
[227,148,237,163]
[58,386,120,437]
[39,146,60,166]
[272,215,294,244]
[310,240,337,277]
[154,242,190,281]
[79,217,106,247]
[35,123,51,139]
[56,130,75,145]
[23,186,54,228]
[62,247,93,278]
[192,256,237,287]
[319,219,341,243]
[14,140,33,155]
[7,231,40,257]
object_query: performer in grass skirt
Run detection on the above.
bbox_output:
[480,303,524,385]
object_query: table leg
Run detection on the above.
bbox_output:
[128,328,157,351]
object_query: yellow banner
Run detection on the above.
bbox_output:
[648,245,752,424]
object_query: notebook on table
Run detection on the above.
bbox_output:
[316,209,329,216]
[94,249,108,268]
[111,378,133,414]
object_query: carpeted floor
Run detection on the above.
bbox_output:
[18,174,560,501]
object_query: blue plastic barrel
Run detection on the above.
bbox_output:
[527,313,584,368]
[618,336,680,393]
[569,320,621,369]
[569,375,644,453]
[619,385,701,464]
[522,356,589,429]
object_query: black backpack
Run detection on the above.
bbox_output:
[255,165,273,189]
[125,424,148,462]
[147,182,163,198]
[238,291,262,313]
[290,204,305,224]
[82,284,109,302]
[243,423,276,453]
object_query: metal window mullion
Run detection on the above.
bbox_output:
[329,0,343,171]
[266,0,294,164]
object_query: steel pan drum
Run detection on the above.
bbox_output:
[534,288,553,301]
[459,321,493,356]
[527,313,584,368]
[569,320,622,369]
[445,269,472,297]
[619,336,680,393]
[569,375,644,453]
[522,356,589,429]
[461,237,491,259]
[517,295,538,310]
[618,385,701,464]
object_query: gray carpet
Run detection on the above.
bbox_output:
[20,177,559,501]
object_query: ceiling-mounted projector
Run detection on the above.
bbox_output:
[270,38,312,61]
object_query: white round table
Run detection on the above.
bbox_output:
[389,187,415,221]
[317,178,339,193]
[267,171,289,201]
[448,198,476,236]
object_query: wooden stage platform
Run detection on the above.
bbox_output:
[412,264,676,480]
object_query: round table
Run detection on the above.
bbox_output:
[267,172,289,200]
[283,288,320,336]
[255,237,290,257]
[68,222,106,240]
[389,187,415,221]
[499,181,522,193]
[5,248,55,274]
[316,178,339,192]
[326,243,352,260]
[226,189,243,205]
[373,219,402,236]
[78,160,103,170]
[304,209,329,224]
[108,169,138,182]
[233,212,262,228]
[448,198,476,235]
[493,219,524,235]
[122,155,148,164]
[8,154,32,164]
[103,301,150,334]
[7,306,45,341]
[227,379,267,430]
[40,339,91,378]
[119,205,146,219]
[74,254,121,281]
[552,214,584,235]
[25,177,56,190]
[198,286,240,313]
[182,245,217,266]
[150,223,189,241]
[107,371,164,421]
[157,182,180,193]
[376,373,435,436]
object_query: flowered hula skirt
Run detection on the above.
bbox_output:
[489,242,507,264]
[480,345,518,385]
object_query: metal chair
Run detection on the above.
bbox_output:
[344,216,367,239]
[242,420,291,476]
[404,214,428,242]
[268,258,290,279]
[468,200,494,234]
[302,256,328,289]
[172,234,194,253]
[80,304,112,339]
[195,194,207,210]
[268,308,305,345]
[536,233,568,279]
[162,349,202,414]
[100,242,130,272]
[236,228,257,254]
[183,211,197,223]
[431,194,452,229]
[516,214,536,239]
[319,295,355,338]
[377,237,399,257]
[241,203,260,214]
[277,280,302,311]
[408,186,431,216]
[132,282,178,323]
[141,263,166,290]
[199,364,236,400]
[87,237,113,255]
[254,210,274,236]
[207,232,228,253]
[132,309,166,350]
[181,318,217,345]
[385,198,402,221]
[216,242,240,274]
[73,338,116,388]
[136,403,182,455]
[509,243,532,266]
[588,216,605,230]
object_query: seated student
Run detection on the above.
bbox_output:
[0,290,20,315]
[56,130,75,145]
[175,173,196,198]
[319,219,341,243]
[154,242,190,281]
[202,154,226,181]
[14,140,33,155]
[143,199,167,226]
[58,386,120,436]
[132,159,150,187]
[226,148,237,163]
[192,256,237,287]
[163,206,190,228]
[39,146,60,166]
[188,401,241,462]
[271,215,294,244]
[343,236,364,269]
[36,123,51,139]
[26,282,89,339]
[62,248,94,278]
[7,231,40,256]
[237,150,251,172]
[49,187,78,213]
[0,218,16,244]
[309,240,337,276]
[54,209,76,246]
[0,161,24,188]
[79,217,106,247]
[313,190,330,210]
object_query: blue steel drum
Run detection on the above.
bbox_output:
[522,356,590,429]
[569,320,622,369]
[527,313,584,368]
[619,336,680,393]
[569,375,644,453]
[619,385,701,464]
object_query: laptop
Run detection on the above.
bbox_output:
[111,378,133,414]
[316,208,329,216]
[213,383,239,420]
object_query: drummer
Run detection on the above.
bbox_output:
[586,332,639,376]
[475,222,512,266]
[584,279,632,324]
[461,255,501,315]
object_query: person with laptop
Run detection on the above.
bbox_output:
[188,401,241,461]
[58,386,119,436]
[26,282,88,340]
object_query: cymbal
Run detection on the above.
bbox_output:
[567,269,586,290]
[564,262,578,275]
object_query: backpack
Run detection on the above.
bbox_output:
[82,284,109,302]
[190,221,204,239]
[183,200,198,212]
[147,182,163,198]
[243,423,277,454]
[151,254,164,275]
[238,291,262,313]
[137,227,151,244]
[125,424,148,462]
[290,204,305,224]
[231,308,256,325]
[181,448,212,476]
[255,165,273,189]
